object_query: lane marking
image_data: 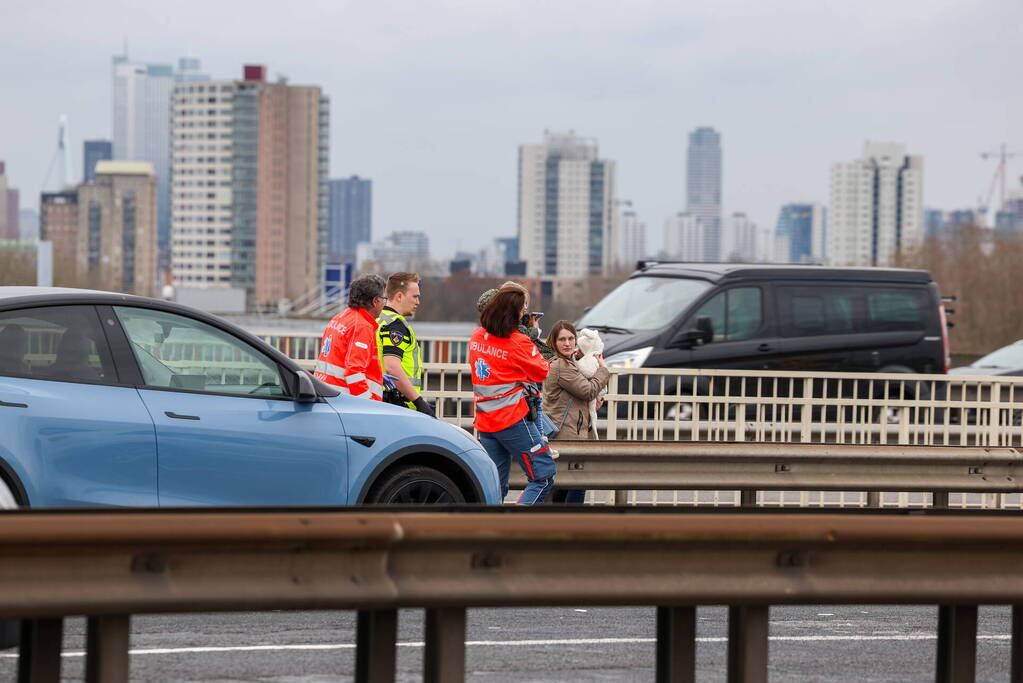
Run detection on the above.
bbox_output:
[0,634,1012,659]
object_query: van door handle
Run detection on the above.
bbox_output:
[0,400,28,408]
[165,411,200,421]
[757,343,772,352]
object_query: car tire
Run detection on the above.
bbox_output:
[0,476,19,650]
[365,464,466,505]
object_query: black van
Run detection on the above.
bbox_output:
[576,263,950,375]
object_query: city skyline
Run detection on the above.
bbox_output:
[2,0,1020,261]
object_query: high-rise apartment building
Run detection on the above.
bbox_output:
[170,65,329,310]
[356,230,431,273]
[39,192,79,283]
[617,210,646,269]
[328,176,372,262]
[518,131,617,278]
[75,162,158,296]
[662,212,704,261]
[0,162,19,241]
[686,127,722,262]
[722,212,772,263]
[775,203,827,263]
[829,142,923,267]
[112,53,208,269]
[83,140,113,182]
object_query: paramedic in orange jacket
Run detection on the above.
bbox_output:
[469,285,554,504]
[314,274,386,400]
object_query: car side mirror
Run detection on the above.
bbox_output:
[669,315,715,349]
[295,370,318,403]
[695,315,714,344]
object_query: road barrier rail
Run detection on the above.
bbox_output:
[509,441,1023,505]
[5,508,1023,682]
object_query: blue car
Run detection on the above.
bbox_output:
[0,287,500,508]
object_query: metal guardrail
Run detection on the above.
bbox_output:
[509,441,1023,500]
[5,509,1023,682]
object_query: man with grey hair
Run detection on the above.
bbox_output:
[314,274,387,400]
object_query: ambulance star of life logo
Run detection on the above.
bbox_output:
[321,335,332,357]
[474,358,491,381]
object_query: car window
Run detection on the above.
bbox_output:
[866,291,924,331]
[114,306,286,397]
[0,306,116,383]
[692,287,762,342]
[779,286,856,337]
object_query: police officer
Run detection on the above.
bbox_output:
[378,272,435,417]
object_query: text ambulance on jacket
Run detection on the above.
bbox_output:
[469,328,549,432]
[314,307,384,400]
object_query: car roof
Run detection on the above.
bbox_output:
[632,262,933,284]
[0,286,146,304]
[0,286,303,373]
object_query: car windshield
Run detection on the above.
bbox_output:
[972,343,1023,369]
[577,276,711,332]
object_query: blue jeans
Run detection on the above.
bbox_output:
[552,488,586,504]
[479,418,556,505]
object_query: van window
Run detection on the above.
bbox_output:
[867,291,924,331]
[577,276,711,332]
[779,287,855,336]
[692,287,762,341]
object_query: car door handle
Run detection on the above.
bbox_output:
[757,343,773,352]
[165,411,200,421]
[0,400,28,408]
[350,435,376,448]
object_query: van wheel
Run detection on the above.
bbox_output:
[365,465,466,504]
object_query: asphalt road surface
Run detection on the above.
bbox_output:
[0,605,1014,681]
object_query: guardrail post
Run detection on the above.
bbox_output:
[935,605,977,683]
[656,606,696,683]
[1011,605,1022,683]
[17,618,63,683]
[85,615,130,683]
[727,605,768,683]
[355,609,398,683]
[424,607,466,683]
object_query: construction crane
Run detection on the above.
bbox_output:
[979,143,1021,226]
[42,115,73,192]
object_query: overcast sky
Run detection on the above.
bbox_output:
[3,0,1021,259]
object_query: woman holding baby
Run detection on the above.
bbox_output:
[542,320,610,504]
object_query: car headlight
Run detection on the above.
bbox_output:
[604,346,653,369]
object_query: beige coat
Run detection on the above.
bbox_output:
[542,357,610,439]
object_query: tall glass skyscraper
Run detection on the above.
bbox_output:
[685,127,722,262]
[83,140,112,183]
[775,203,827,264]
[328,176,372,264]
[112,53,208,270]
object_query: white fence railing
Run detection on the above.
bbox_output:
[254,331,470,364]
[418,363,1023,447]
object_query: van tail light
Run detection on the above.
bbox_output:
[938,304,951,373]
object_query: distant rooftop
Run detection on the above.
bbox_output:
[94,161,155,176]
